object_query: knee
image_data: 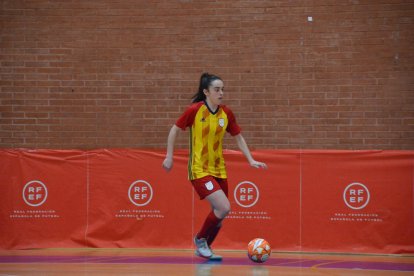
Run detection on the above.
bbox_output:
[216,203,231,219]
[223,205,231,218]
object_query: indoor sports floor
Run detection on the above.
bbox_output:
[0,248,413,275]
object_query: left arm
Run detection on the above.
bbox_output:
[234,134,268,169]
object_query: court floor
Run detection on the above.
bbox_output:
[0,248,413,275]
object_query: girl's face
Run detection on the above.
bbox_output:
[204,79,224,108]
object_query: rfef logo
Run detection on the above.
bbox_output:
[23,180,48,207]
[128,180,153,207]
[234,181,259,208]
[343,182,370,210]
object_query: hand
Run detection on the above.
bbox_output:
[162,157,173,172]
[250,160,268,169]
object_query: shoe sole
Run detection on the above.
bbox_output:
[195,250,222,261]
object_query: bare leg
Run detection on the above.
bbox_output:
[196,190,230,242]
[194,190,230,259]
[205,189,231,219]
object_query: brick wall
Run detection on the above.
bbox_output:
[1,0,413,150]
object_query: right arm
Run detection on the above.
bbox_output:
[162,124,181,172]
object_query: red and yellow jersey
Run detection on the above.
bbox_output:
[175,101,241,180]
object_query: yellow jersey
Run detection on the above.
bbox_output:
[175,101,241,180]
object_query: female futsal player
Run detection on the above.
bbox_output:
[162,73,267,260]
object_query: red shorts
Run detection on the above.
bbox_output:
[191,176,228,200]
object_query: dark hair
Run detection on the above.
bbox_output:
[191,73,222,103]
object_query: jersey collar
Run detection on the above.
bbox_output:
[203,100,220,115]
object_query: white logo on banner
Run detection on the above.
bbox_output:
[128,180,153,207]
[343,182,370,210]
[22,180,48,207]
[234,181,259,208]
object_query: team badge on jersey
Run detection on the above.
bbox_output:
[218,118,225,128]
[205,181,214,191]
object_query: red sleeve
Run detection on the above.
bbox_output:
[223,106,241,136]
[175,103,201,130]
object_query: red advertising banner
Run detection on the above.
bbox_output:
[0,150,88,249]
[86,149,193,248]
[0,149,413,254]
[300,150,414,254]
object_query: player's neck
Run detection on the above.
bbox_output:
[204,99,219,114]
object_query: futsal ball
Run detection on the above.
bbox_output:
[247,238,271,263]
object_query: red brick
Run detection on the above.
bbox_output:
[0,0,412,149]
